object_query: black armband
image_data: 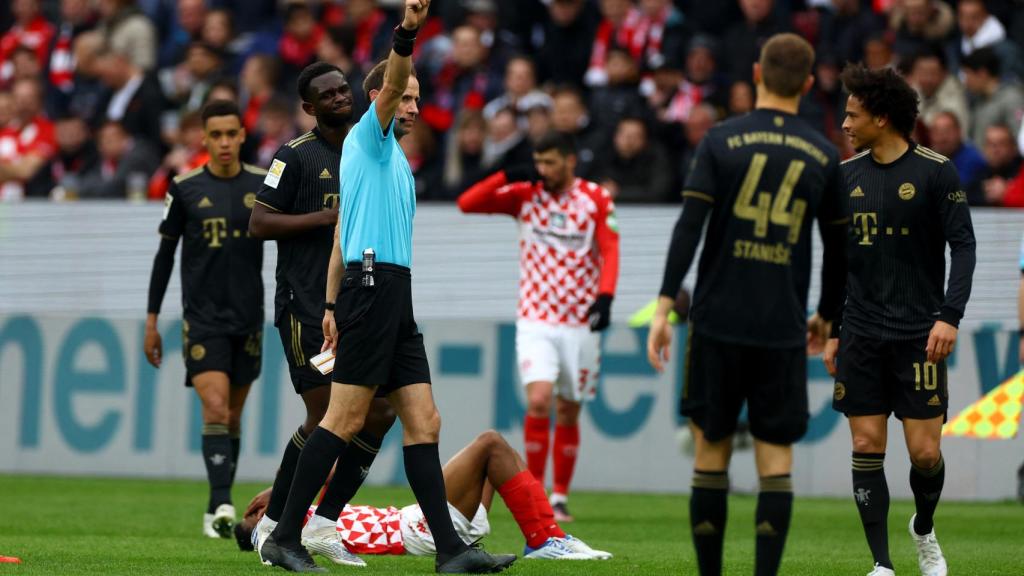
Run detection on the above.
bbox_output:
[393,25,418,57]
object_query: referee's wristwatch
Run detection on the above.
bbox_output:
[325,301,335,311]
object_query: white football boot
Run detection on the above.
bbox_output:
[211,504,236,538]
[301,513,366,567]
[867,563,896,576]
[909,514,947,576]
[560,535,612,559]
[523,537,591,560]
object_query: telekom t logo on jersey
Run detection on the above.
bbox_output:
[853,212,911,246]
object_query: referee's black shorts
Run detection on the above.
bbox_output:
[333,262,431,394]
[680,325,808,445]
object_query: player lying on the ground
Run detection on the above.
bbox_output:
[235,430,611,561]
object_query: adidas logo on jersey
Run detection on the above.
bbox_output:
[928,394,941,406]
[850,186,864,198]
[198,197,213,208]
[319,168,332,179]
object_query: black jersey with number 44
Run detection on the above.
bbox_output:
[159,164,267,338]
[682,109,844,347]
[839,144,976,340]
[255,129,342,327]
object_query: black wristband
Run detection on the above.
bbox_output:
[1019,327,1024,337]
[325,302,335,311]
[393,25,417,56]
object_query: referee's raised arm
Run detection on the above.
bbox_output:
[372,0,430,135]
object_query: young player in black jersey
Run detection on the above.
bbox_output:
[144,100,267,538]
[824,64,976,576]
[248,62,396,567]
[647,34,848,576]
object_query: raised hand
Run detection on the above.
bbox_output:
[402,0,431,30]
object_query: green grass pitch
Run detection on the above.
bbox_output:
[1,475,1021,575]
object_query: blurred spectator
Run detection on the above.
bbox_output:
[50,115,99,199]
[203,0,276,36]
[967,123,1022,206]
[201,8,247,73]
[524,103,553,145]
[481,106,532,172]
[240,54,278,133]
[157,0,206,68]
[46,0,98,113]
[323,0,393,73]
[97,0,157,71]
[588,45,647,139]
[634,0,693,81]
[551,84,602,178]
[0,91,11,128]
[595,116,672,203]
[961,47,1024,148]
[863,33,895,70]
[278,3,323,81]
[0,79,57,199]
[0,0,55,85]
[675,0,741,37]
[585,0,641,87]
[316,26,367,120]
[677,102,717,190]
[79,119,160,198]
[955,0,1024,79]
[170,41,226,112]
[147,109,206,199]
[483,56,552,128]
[909,46,968,132]
[401,121,442,199]
[254,95,295,168]
[728,80,755,117]
[888,0,954,62]
[421,25,503,133]
[723,0,790,84]
[7,45,43,88]
[455,0,519,65]
[684,35,726,110]
[800,52,846,149]
[204,77,238,105]
[94,47,165,147]
[442,109,488,198]
[534,0,600,88]
[928,110,986,189]
[58,30,108,125]
[816,0,885,65]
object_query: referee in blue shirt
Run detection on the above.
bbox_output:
[258,1,515,573]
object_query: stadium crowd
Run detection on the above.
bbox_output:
[2,0,1024,205]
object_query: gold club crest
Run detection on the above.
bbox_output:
[190,344,206,361]
[898,182,916,200]
[834,382,846,401]
[244,192,256,208]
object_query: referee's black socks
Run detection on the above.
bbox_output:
[272,427,347,545]
[201,423,233,513]
[315,432,383,521]
[265,426,308,522]
[910,453,944,535]
[852,452,892,569]
[755,474,793,576]
[690,470,728,576]
[405,443,468,562]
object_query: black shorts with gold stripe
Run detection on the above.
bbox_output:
[276,307,332,394]
[182,321,262,387]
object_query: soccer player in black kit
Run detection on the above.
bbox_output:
[248,62,395,567]
[824,64,976,576]
[647,34,847,576]
[144,100,267,538]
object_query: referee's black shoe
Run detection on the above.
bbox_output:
[436,547,516,573]
[260,534,327,573]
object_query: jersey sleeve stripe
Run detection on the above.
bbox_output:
[840,150,871,165]
[243,163,269,176]
[173,166,205,184]
[914,147,948,163]
[682,190,715,204]
[254,199,283,212]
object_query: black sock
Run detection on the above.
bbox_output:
[265,427,308,521]
[271,427,347,545]
[910,453,945,535]
[755,475,793,576]
[690,470,728,576]
[201,424,233,513]
[852,452,891,569]
[230,431,241,486]
[316,432,382,521]
[404,443,468,562]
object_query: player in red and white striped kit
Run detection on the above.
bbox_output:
[458,131,621,522]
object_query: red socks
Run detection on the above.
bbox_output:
[552,424,579,497]
[527,475,566,538]
[497,470,549,548]
[524,415,550,483]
